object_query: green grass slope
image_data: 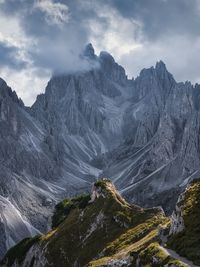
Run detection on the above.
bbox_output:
[41,179,167,266]
[1,178,189,267]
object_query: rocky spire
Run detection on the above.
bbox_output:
[83,43,97,60]
[99,51,127,84]
[155,60,167,71]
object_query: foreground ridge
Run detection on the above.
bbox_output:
[2,178,198,267]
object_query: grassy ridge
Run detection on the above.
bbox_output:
[1,179,193,267]
[37,179,167,266]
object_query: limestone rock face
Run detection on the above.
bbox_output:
[1,44,200,258]
[0,79,65,259]
[169,194,185,235]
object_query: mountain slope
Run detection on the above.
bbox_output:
[168,179,200,265]
[1,179,191,267]
[30,46,132,190]
[2,180,176,266]
[1,44,200,259]
[92,61,200,213]
[30,47,200,214]
[29,45,200,215]
[0,78,66,258]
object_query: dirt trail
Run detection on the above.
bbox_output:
[159,245,199,267]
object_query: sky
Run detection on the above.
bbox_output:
[0,0,200,106]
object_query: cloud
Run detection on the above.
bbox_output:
[106,0,200,40]
[87,3,142,58]
[0,0,94,72]
[0,67,51,106]
[33,0,70,26]
[87,0,200,84]
[0,41,27,69]
[0,0,96,105]
[0,0,200,106]
[119,35,200,84]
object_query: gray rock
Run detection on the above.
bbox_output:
[1,44,200,258]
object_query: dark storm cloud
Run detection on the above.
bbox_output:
[1,0,200,106]
[0,41,26,69]
[0,0,199,46]
[1,0,200,71]
[0,0,102,72]
[106,0,200,40]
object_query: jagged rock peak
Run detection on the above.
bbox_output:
[0,77,24,107]
[99,50,115,63]
[0,77,6,87]
[137,60,175,93]
[83,43,97,60]
[90,178,130,207]
[155,60,176,83]
[155,60,167,71]
[99,51,127,84]
[138,60,168,76]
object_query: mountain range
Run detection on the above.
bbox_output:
[0,44,200,259]
[1,178,200,267]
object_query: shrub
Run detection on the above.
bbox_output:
[52,194,91,228]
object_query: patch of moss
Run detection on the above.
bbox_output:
[52,193,91,228]
[167,179,200,265]
[0,235,41,267]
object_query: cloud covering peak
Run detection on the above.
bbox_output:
[0,0,200,105]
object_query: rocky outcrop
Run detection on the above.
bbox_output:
[89,184,101,203]
[98,257,133,267]
[167,180,200,266]
[169,193,185,235]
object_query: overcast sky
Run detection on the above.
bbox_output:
[0,0,200,106]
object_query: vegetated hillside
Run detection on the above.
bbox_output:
[1,179,189,267]
[168,179,200,265]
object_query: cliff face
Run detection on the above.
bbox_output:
[0,78,66,258]
[30,47,200,215]
[169,194,185,235]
